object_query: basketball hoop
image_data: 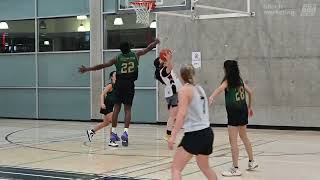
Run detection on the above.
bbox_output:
[130,0,156,26]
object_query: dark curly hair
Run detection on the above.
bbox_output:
[120,42,131,54]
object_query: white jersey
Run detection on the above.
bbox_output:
[183,85,210,133]
[160,67,182,98]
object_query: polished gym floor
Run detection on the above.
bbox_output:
[0,119,319,180]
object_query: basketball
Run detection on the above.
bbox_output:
[159,48,172,61]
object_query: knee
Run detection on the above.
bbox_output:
[229,140,238,149]
[106,118,112,124]
[229,136,237,144]
[102,120,109,126]
[239,132,248,141]
[196,162,209,172]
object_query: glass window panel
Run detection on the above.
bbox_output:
[0,20,35,53]
[0,0,35,20]
[103,50,156,87]
[39,17,90,52]
[103,14,156,49]
[38,53,90,87]
[0,55,36,87]
[103,0,117,13]
[37,0,89,17]
[0,89,36,118]
[38,89,90,120]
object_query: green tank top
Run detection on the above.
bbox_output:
[115,52,139,81]
[105,83,116,103]
[225,80,247,109]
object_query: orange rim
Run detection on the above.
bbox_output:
[130,0,156,10]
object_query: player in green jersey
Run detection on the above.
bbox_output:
[86,71,116,142]
[79,39,160,147]
[209,60,258,176]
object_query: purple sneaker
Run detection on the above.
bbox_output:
[115,133,120,141]
[121,132,129,147]
[108,132,119,147]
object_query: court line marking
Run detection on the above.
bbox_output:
[5,127,175,158]
[0,170,73,180]
[3,125,177,178]
[0,134,87,150]
[0,165,99,178]
[180,141,276,178]
[5,123,309,179]
[133,140,275,178]
[260,159,320,166]
[102,140,267,177]
[88,141,235,177]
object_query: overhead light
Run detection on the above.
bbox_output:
[77,24,86,32]
[77,15,88,20]
[0,22,9,29]
[39,20,47,29]
[44,41,50,45]
[114,17,124,25]
[150,20,156,28]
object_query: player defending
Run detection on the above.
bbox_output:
[79,39,160,147]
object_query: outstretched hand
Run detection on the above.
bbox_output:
[209,96,215,106]
[78,65,88,74]
[154,38,160,45]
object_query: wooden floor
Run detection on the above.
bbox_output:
[0,119,319,180]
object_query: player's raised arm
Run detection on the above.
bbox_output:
[78,58,116,73]
[163,50,173,73]
[136,38,160,58]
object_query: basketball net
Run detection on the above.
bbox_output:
[131,0,156,26]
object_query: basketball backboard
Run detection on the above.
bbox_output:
[117,0,255,20]
[117,0,192,12]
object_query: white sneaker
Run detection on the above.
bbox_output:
[222,167,242,177]
[248,160,259,170]
[108,140,119,147]
[86,130,94,142]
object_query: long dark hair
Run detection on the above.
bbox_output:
[153,57,165,84]
[222,60,242,88]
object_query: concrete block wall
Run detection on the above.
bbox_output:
[157,0,320,127]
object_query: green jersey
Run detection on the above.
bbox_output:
[225,80,247,109]
[115,52,139,81]
[105,83,116,102]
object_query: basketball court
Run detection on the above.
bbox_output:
[0,0,319,179]
[0,119,319,179]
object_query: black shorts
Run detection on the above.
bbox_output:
[226,106,248,126]
[100,101,114,115]
[179,127,214,155]
[165,93,178,110]
[113,78,135,105]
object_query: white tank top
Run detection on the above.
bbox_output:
[160,68,182,98]
[183,85,210,133]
